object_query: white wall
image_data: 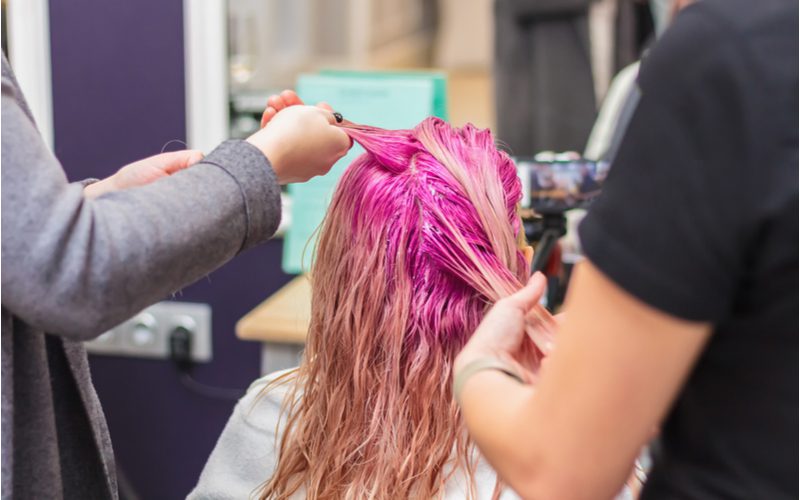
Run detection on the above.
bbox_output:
[183,0,229,153]
[7,0,54,149]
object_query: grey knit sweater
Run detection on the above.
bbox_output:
[1,54,281,499]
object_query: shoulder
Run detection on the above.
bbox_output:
[212,366,299,452]
[640,0,795,95]
[236,368,299,432]
[632,0,795,167]
[188,369,299,500]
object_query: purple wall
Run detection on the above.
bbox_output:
[48,1,292,497]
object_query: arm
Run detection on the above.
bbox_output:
[456,263,710,499]
[458,5,767,498]
[1,78,279,339]
[1,79,348,340]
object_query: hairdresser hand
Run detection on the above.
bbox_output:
[455,272,550,381]
[84,149,205,199]
[247,105,351,184]
[260,90,333,128]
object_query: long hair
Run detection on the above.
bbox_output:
[260,117,549,499]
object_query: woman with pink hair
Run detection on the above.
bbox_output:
[189,115,558,499]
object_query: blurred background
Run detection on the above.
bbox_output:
[2,0,657,497]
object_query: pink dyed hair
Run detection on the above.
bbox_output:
[260,117,550,499]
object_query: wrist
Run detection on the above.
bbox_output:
[455,340,500,373]
[247,133,287,184]
[453,356,525,405]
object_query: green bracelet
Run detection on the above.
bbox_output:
[453,357,525,405]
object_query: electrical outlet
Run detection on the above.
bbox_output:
[86,301,212,362]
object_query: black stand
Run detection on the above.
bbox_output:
[527,214,567,273]
[524,213,568,311]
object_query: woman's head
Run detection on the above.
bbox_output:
[263,118,537,499]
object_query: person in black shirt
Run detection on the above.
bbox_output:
[452,0,797,498]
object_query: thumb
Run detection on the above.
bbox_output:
[329,126,353,157]
[507,272,547,311]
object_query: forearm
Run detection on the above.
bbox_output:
[456,263,713,500]
[69,152,275,335]
[459,369,544,498]
[460,366,632,500]
[2,87,281,338]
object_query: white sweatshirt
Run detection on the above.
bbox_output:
[188,369,522,499]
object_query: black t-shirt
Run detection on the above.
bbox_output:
[578,0,798,498]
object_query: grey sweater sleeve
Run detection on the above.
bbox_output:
[1,75,281,340]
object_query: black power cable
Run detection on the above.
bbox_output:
[168,326,245,401]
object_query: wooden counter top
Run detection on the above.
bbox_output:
[236,275,311,343]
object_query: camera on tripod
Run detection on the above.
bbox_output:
[515,153,610,308]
